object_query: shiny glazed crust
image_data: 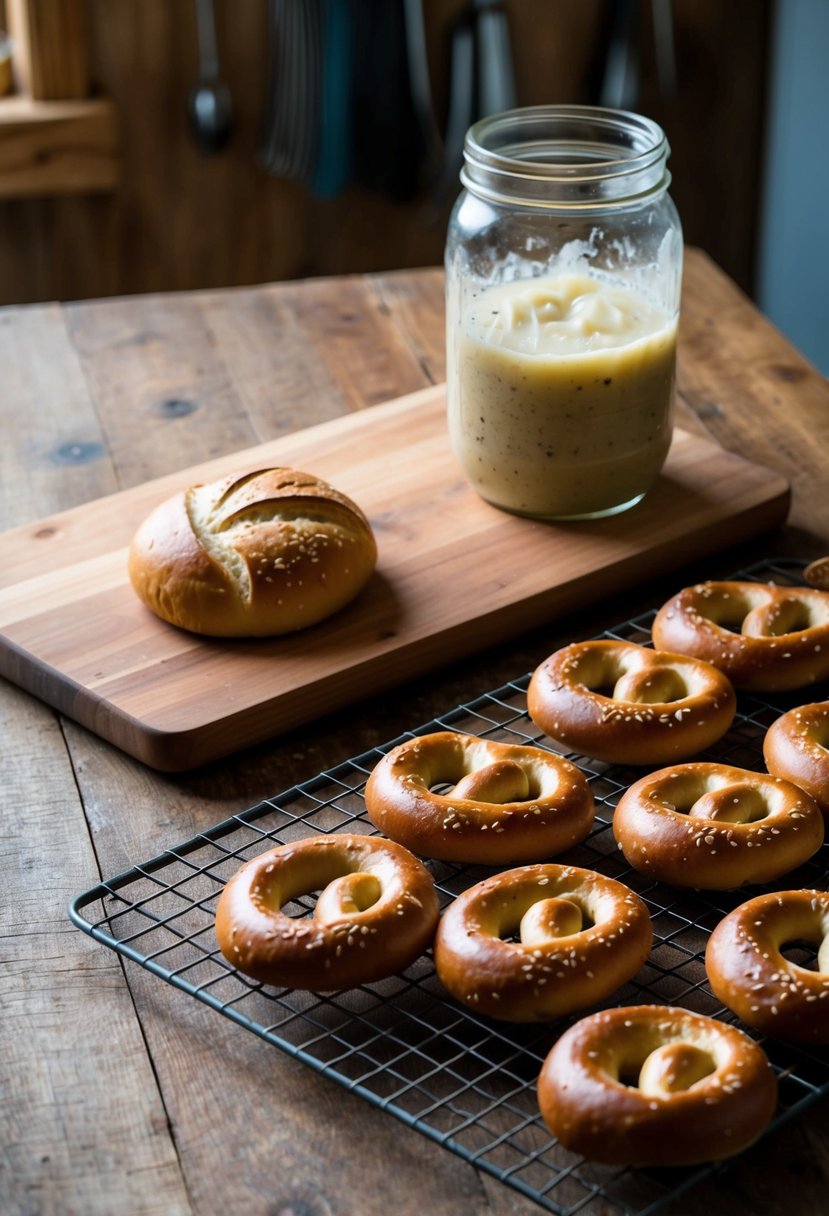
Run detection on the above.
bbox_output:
[613,761,824,889]
[537,1005,777,1165]
[214,834,439,989]
[763,701,829,819]
[652,580,829,691]
[128,467,377,636]
[706,890,829,1043]
[433,863,652,1021]
[526,640,736,765]
[364,732,595,864]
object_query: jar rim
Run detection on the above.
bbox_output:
[462,104,670,207]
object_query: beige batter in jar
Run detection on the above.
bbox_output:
[449,272,677,519]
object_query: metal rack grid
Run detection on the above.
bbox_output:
[69,557,829,1216]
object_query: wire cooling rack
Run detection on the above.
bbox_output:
[69,557,829,1216]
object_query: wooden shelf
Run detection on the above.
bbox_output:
[0,96,118,199]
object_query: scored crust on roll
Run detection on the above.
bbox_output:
[128,466,377,636]
[537,1005,778,1165]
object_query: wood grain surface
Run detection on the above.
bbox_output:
[2,250,829,1216]
[0,385,788,769]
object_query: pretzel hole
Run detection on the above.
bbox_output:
[699,590,756,632]
[778,938,823,972]
[805,718,829,750]
[744,598,816,637]
[566,651,627,697]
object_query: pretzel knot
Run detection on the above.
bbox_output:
[538,1005,778,1165]
[706,890,829,1043]
[652,580,829,690]
[364,731,594,864]
[433,863,652,1022]
[613,761,824,889]
[527,639,736,765]
[764,701,829,820]
[214,834,439,990]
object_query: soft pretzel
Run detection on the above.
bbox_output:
[652,580,829,691]
[527,640,736,765]
[764,702,829,820]
[129,466,377,636]
[613,762,824,889]
[433,863,651,1021]
[706,890,829,1044]
[215,834,439,989]
[537,1005,777,1165]
[364,732,594,864]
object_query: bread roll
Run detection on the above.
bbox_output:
[128,467,377,637]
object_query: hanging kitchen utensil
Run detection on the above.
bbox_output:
[429,4,475,206]
[259,0,324,186]
[403,0,444,191]
[188,0,234,154]
[311,0,353,198]
[351,0,426,202]
[474,0,516,117]
[599,0,640,110]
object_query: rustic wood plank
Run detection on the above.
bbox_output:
[678,249,829,546]
[6,0,90,99]
[0,298,190,1216]
[0,96,118,198]
[0,682,191,1216]
[0,300,118,525]
[63,291,260,488]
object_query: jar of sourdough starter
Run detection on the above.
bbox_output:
[445,105,682,520]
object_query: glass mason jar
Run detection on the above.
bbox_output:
[445,105,683,520]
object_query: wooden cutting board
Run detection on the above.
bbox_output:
[0,383,789,771]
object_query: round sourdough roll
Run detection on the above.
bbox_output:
[128,467,377,636]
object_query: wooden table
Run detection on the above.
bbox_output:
[3,249,828,1216]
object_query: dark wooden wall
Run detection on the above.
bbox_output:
[0,0,771,306]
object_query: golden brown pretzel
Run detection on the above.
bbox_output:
[527,640,736,765]
[364,732,594,864]
[433,864,651,1021]
[764,702,829,820]
[537,1005,777,1165]
[613,761,824,889]
[706,890,829,1043]
[215,834,439,989]
[652,580,829,691]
